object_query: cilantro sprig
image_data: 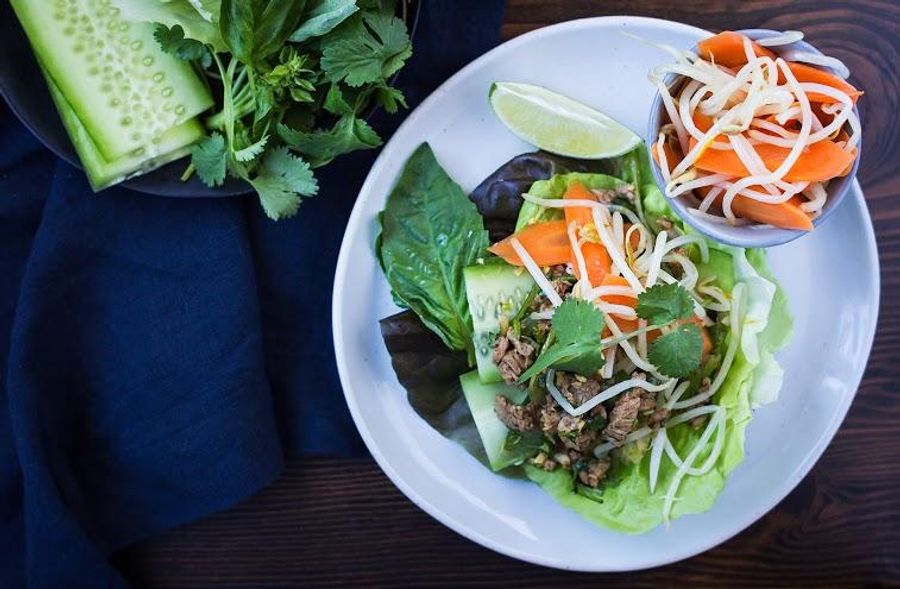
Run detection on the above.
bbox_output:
[636,283,704,378]
[518,298,607,381]
[518,283,705,382]
[152,0,412,220]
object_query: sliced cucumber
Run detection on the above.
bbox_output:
[45,70,203,191]
[464,261,535,384]
[12,0,213,160]
[460,370,529,472]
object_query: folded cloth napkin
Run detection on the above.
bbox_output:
[0,2,506,586]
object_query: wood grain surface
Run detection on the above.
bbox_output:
[115,1,900,586]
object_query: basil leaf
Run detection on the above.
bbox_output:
[378,143,489,353]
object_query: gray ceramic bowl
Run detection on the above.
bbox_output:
[646,29,861,248]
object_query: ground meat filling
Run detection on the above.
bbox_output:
[538,394,562,434]
[602,389,642,443]
[531,266,573,313]
[556,414,599,452]
[494,395,536,432]
[592,183,635,203]
[555,372,606,418]
[491,328,536,384]
[578,456,612,487]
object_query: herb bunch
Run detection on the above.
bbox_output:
[152,0,413,219]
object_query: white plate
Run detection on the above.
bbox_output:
[332,16,880,571]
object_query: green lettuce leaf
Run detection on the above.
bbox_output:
[521,175,794,533]
[514,173,627,231]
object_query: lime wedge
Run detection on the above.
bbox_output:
[489,82,641,159]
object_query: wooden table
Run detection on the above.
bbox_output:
[115,1,900,586]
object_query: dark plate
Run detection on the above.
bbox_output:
[0,0,421,198]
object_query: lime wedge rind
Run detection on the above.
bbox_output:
[489,82,641,159]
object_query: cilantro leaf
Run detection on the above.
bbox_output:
[323,83,354,116]
[374,84,407,114]
[364,12,412,79]
[320,12,412,87]
[191,132,227,187]
[518,299,606,381]
[152,24,212,68]
[249,147,318,220]
[553,297,606,344]
[277,115,382,167]
[649,322,703,378]
[234,133,269,162]
[636,283,695,325]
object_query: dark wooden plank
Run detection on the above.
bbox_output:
[115,1,900,586]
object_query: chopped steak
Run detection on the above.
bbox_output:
[492,328,535,384]
[532,277,573,313]
[648,407,671,427]
[602,389,642,443]
[494,395,535,432]
[529,452,558,472]
[555,372,606,417]
[592,183,635,203]
[557,415,599,452]
[578,456,612,488]
[548,264,569,278]
[538,394,562,434]
[639,391,656,413]
[552,451,572,469]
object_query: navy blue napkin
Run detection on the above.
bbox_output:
[0,2,506,587]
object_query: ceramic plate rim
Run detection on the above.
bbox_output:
[332,15,880,572]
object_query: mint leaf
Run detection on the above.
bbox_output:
[649,322,703,377]
[290,0,359,43]
[191,132,227,187]
[249,147,318,220]
[277,115,382,167]
[152,24,212,67]
[519,299,606,381]
[636,283,695,325]
[219,0,307,64]
[320,12,412,86]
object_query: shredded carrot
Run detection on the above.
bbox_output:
[651,29,862,230]
[693,137,856,182]
[597,275,639,335]
[564,182,611,285]
[784,62,863,104]
[489,221,571,266]
[693,112,714,133]
[729,194,814,230]
[652,137,685,174]
[696,31,777,68]
[696,187,814,230]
